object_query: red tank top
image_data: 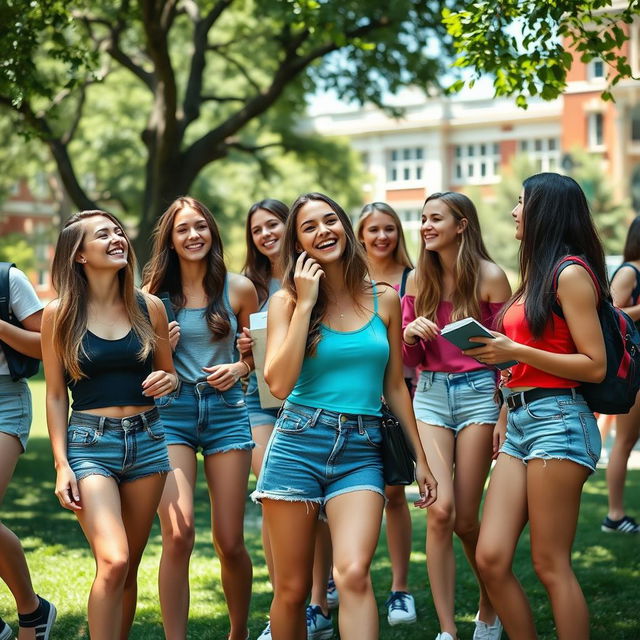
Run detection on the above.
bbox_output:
[502,301,579,389]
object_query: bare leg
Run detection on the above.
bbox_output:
[251,423,275,586]
[0,434,39,617]
[263,499,320,640]
[157,445,198,640]
[417,421,457,637]
[205,449,253,640]
[75,475,130,640]
[606,396,640,520]
[476,454,536,639]
[327,491,384,640]
[310,520,331,612]
[383,484,412,592]
[119,473,167,639]
[452,424,496,624]
[527,459,590,639]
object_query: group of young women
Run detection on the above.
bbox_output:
[0,171,616,640]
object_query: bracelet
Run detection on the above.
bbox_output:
[238,360,252,377]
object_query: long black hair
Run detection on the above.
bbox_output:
[508,173,608,338]
[623,215,640,262]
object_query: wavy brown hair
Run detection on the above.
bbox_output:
[415,192,492,323]
[51,210,155,381]
[142,196,230,340]
[356,202,414,269]
[242,198,288,307]
[282,193,370,355]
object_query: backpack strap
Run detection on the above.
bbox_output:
[399,267,411,298]
[551,256,601,318]
[0,262,15,325]
[135,290,151,320]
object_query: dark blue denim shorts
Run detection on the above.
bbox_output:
[66,407,171,483]
[253,401,385,505]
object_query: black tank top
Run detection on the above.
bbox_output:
[68,295,154,411]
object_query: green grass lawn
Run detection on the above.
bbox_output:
[1,380,639,638]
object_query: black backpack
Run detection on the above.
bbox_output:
[552,256,640,415]
[0,262,40,380]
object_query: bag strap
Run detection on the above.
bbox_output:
[399,267,411,298]
[551,256,601,318]
[0,262,15,324]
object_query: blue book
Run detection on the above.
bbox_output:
[440,317,518,370]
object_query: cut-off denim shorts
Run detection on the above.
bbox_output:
[245,373,280,429]
[413,369,500,434]
[156,380,254,455]
[66,407,172,483]
[500,388,601,473]
[253,400,385,506]
[0,375,32,452]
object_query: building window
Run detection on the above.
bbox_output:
[452,142,500,184]
[37,270,48,287]
[589,59,605,80]
[588,113,605,148]
[387,147,425,184]
[518,137,561,172]
[631,105,640,142]
[395,208,422,223]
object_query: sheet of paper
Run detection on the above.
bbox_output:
[249,312,282,409]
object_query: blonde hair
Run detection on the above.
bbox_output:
[357,202,414,269]
[51,210,155,381]
[415,192,492,323]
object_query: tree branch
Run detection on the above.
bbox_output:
[226,140,284,154]
[61,85,88,145]
[201,94,247,103]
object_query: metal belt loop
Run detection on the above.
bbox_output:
[358,415,364,435]
[518,390,526,408]
[97,416,105,435]
[571,387,577,400]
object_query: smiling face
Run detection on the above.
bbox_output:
[76,215,128,270]
[295,199,346,264]
[512,188,524,240]
[360,210,399,260]
[171,206,213,262]
[250,208,285,260]
[420,198,466,252]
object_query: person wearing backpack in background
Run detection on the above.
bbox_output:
[602,215,640,534]
[0,263,56,640]
[467,173,606,640]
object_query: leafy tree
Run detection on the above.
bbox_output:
[0,233,36,272]
[443,0,640,106]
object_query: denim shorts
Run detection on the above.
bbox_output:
[67,407,172,483]
[245,373,280,429]
[253,401,385,505]
[156,380,254,455]
[501,389,601,473]
[413,369,500,433]
[0,376,31,452]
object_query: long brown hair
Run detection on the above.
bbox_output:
[242,198,288,307]
[142,196,230,339]
[51,210,155,381]
[282,193,370,355]
[415,192,492,323]
[356,202,414,269]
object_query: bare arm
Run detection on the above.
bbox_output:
[611,266,640,321]
[0,310,43,359]
[465,265,606,383]
[479,260,512,303]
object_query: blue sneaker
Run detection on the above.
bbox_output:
[326,577,339,610]
[306,605,333,640]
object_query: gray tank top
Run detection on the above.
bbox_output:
[259,278,281,311]
[174,277,237,383]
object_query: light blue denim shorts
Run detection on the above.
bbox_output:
[0,375,32,452]
[413,369,500,433]
[501,389,601,473]
[156,380,254,455]
[253,401,385,505]
[67,407,172,483]
[245,373,280,429]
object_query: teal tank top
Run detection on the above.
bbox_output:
[288,283,389,416]
[173,277,237,383]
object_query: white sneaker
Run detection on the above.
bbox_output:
[385,591,417,625]
[473,611,503,640]
[256,621,271,639]
[0,620,13,640]
[435,633,455,640]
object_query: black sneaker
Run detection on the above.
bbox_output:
[18,596,56,640]
[0,617,14,640]
[601,515,640,533]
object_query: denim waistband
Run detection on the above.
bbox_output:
[179,380,241,395]
[281,400,381,429]
[422,369,497,385]
[69,407,159,432]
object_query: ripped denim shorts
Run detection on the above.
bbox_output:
[501,388,601,473]
[252,401,385,506]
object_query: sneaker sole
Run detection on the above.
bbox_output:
[387,614,417,626]
[40,603,57,640]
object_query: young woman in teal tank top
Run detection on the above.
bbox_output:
[254,192,437,640]
[143,197,258,640]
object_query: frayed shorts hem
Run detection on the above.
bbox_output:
[499,449,596,474]
[251,485,385,506]
[203,441,255,456]
[417,418,497,433]
[75,467,171,484]
[0,427,27,453]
